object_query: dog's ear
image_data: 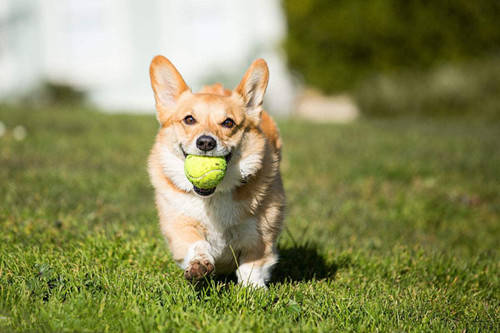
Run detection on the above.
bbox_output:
[150,55,190,123]
[235,59,269,121]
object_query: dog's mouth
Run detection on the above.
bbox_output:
[193,186,216,197]
[180,145,232,197]
[180,145,232,163]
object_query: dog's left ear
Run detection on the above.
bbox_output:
[235,59,269,121]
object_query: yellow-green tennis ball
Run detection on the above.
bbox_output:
[184,155,227,189]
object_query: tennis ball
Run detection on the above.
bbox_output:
[184,155,227,189]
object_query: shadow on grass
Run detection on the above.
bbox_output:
[207,243,340,288]
[270,243,339,284]
[193,243,342,294]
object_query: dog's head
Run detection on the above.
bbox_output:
[150,55,270,197]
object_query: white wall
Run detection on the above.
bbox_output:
[0,0,295,115]
[0,0,43,97]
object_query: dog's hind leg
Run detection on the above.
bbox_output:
[236,244,278,288]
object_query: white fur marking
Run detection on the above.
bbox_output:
[181,240,214,270]
[236,256,277,288]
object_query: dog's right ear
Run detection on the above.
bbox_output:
[150,55,190,123]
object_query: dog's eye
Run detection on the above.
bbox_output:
[183,115,196,125]
[221,118,235,128]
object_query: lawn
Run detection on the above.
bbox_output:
[0,105,498,331]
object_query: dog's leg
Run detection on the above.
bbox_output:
[161,216,215,281]
[181,240,215,281]
[236,247,277,288]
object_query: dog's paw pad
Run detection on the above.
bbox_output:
[184,259,214,281]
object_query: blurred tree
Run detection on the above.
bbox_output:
[282,0,500,92]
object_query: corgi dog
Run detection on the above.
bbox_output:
[148,56,285,288]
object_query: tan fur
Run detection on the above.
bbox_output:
[147,55,285,287]
[199,83,232,96]
[162,215,207,264]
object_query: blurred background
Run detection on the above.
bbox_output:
[1,2,499,330]
[1,0,499,120]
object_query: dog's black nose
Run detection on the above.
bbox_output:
[196,135,216,151]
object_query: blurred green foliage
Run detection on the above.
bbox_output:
[15,81,87,108]
[355,57,500,118]
[40,82,86,106]
[282,0,500,92]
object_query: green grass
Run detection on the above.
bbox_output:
[0,105,498,332]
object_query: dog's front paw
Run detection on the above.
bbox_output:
[184,259,214,281]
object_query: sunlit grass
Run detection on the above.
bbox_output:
[0,105,498,331]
